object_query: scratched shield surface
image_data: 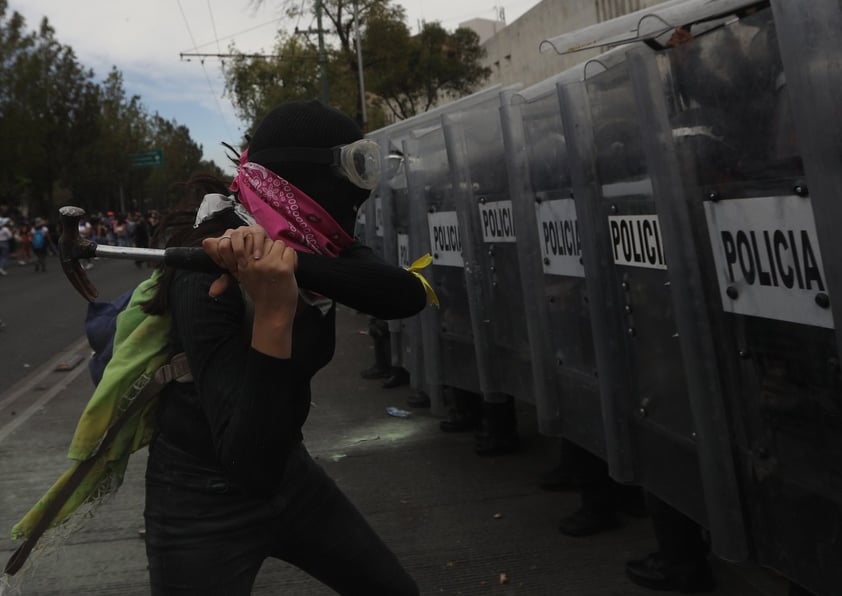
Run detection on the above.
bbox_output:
[663,7,842,592]
[567,56,708,525]
[441,99,536,410]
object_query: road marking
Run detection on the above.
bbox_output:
[0,337,90,445]
[0,337,89,413]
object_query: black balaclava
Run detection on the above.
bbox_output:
[247,100,371,237]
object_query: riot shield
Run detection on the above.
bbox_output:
[500,77,602,446]
[367,86,520,414]
[559,59,708,520]
[640,5,842,590]
[403,123,480,399]
[440,90,537,415]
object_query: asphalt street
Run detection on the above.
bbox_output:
[0,254,151,390]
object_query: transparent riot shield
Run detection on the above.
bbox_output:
[352,201,367,244]
[500,79,601,446]
[367,86,517,414]
[360,190,382,256]
[771,5,842,590]
[440,90,538,415]
[381,137,429,401]
[397,89,526,410]
[559,61,709,521]
[402,124,481,406]
[637,5,842,590]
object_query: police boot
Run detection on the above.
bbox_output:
[625,552,715,593]
[382,366,410,389]
[474,396,520,456]
[439,387,482,432]
[558,478,621,537]
[360,332,391,380]
[557,505,620,537]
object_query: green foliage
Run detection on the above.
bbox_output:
[231,1,490,131]
[224,35,324,127]
[0,1,223,220]
[364,18,491,120]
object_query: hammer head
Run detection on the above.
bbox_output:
[58,206,99,302]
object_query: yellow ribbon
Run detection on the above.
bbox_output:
[405,253,440,307]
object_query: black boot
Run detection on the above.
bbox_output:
[558,505,620,537]
[382,366,410,389]
[627,494,715,592]
[439,388,482,432]
[559,447,620,536]
[474,396,520,456]
[406,390,431,408]
[360,363,390,379]
[625,552,715,593]
[360,319,391,379]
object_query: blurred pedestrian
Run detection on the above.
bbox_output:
[31,217,51,272]
[16,221,33,265]
[104,211,117,244]
[113,215,128,247]
[0,217,12,275]
[133,212,150,268]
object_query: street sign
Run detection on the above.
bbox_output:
[129,149,163,168]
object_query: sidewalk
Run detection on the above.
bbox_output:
[0,307,787,595]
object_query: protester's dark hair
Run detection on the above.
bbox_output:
[142,173,239,315]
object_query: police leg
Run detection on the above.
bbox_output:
[360,317,391,379]
[439,386,483,432]
[474,392,520,456]
[625,492,715,592]
[557,439,620,537]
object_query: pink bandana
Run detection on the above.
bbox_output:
[229,150,354,257]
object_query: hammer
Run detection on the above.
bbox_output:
[59,206,222,302]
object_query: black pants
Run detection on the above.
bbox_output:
[561,438,616,512]
[646,492,709,564]
[145,437,418,596]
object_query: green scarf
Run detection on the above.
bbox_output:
[11,273,171,540]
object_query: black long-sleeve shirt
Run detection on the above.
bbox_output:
[156,244,426,495]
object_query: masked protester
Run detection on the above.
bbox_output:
[140,101,427,595]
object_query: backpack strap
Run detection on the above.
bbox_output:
[4,353,190,576]
[157,352,193,384]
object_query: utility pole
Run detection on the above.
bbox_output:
[316,0,330,104]
[353,0,367,127]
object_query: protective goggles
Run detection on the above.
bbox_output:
[248,139,382,190]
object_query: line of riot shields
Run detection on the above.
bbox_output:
[358,1,842,593]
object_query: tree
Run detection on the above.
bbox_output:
[224,35,322,127]
[93,68,149,213]
[143,114,206,212]
[0,1,38,206]
[250,0,404,124]
[0,3,226,218]
[228,1,490,129]
[3,14,97,216]
[363,18,490,120]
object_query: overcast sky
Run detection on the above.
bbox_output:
[9,0,541,174]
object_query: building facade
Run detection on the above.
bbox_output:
[465,0,669,90]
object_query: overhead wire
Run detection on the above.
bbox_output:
[181,16,288,52]
[176,0,237,144]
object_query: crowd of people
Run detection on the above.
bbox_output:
[0,209,160,275]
